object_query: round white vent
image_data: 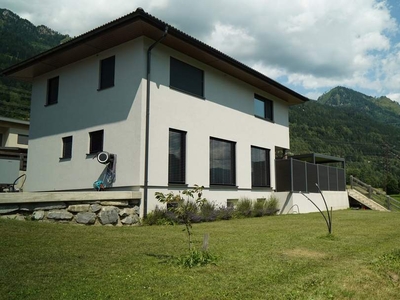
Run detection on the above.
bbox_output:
[97,151,111,164]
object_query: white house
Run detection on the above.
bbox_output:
[3,8,327,215]
[0,116,29,189]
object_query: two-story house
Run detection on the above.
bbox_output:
[2,8,310,215]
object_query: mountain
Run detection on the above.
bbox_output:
[289,86,400,193]
[0,8,70,120]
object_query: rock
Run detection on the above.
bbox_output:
[0,214,17,220]
[0,205,19,214]
[15,215,26,221]
[100,201,129,207]
[121,216,134,225]
[119,208,135,217]
[67,204,90,213]
[133,206,140,215]
[98,206,119,225]
[131,214,140,224]
[76,212,96,225]
[90,204,102,213]
[20,202,67,211]
[32,210,45,220]
[47,210,73,220]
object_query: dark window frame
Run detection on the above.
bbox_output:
[210,137,236,186]
[170,57,204,98]
[168,129,186,184]
[46,76,59,106]
[99,56,115,90]
[251,146,271,188]
[61,136,73,159]
[89,130,104,154]
[254,94,273,121]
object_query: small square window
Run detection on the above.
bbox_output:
[62,136,73,159]
[254,94,273,121]
[17,134,29,145]
[170,57,204,98]
[99,56,115,90]
[47,76,59,105]
[89,130,104,154]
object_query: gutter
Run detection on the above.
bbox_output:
[143,26,168,218]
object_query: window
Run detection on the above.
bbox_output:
[89,130,104,154]
[47,76,59,105]
[99,56,115,90]
[251,146,270,187]
[169,129,186,184]
[62,136,73,159]
[210,138,236,185]
[254,94,273,121]
[0,133,3,147]
[170,57,204,97]
[17,134,29,145]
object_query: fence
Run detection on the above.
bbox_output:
[349,175,400,211]
[275,158,346,193]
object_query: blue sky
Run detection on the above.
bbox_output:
[2,0,400,102]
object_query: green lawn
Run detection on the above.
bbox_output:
[1,210,399,299]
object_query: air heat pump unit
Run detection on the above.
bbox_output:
[97,151,113,164]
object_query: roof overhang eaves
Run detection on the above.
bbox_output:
[1,8,308,105]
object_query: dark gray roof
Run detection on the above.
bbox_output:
[1,8,308,105]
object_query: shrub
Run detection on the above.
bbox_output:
[265,196,279,215]
[253,198,266,217]
[200,200,218,222]
[143,206,175,225]
[235,197,253,217]
[216,205,235,220]
[176,249,218,268]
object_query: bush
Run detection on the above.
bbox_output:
[253,198,266,217]
[216,205,235,220]
[265,196,279,215]
[176,249,218,268]
[200,200,218,222]
[235,197,253,217]
[143,206,175,225]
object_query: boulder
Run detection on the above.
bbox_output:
[90,204,102,213]
[76,212,96,225]
[32,210,45,220]
[0,205,19,215]
[47,210,73,220]
[100,201,129,207]
[20,202,67,211]
[119,208,135,217]
[98,206,119,225]
[67,204,90,213]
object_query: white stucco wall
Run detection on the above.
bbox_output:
[26,38,146,191]
[25,36,295,214]
[276,191,349,214]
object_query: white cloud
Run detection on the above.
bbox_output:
[2,0,400,98]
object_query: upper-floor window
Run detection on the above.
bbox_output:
[89,130,104,154]
[251,146,270,187]
[254,94,273,121]
[46,76,59,105]
[170,57,204,98]
[61,136,73,159]
[99,56,115,90]
[168,129,186,184]
[17,134,29,145]
[210,137,236,186]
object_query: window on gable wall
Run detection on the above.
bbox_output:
[210,138,236,186]
[17,134,28,145]
[170,57,204,98]
[46,76,59,105]
[254,94,273,121]
[89,130,104,154]
[168,129,186,184]
[61,136,73,159]
[99,56,115,90]
[251,146,271,187]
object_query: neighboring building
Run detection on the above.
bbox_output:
[2,8,314,214]
[0,116,29,189]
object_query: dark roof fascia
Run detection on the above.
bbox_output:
[291,153,345,164]
[1,8,308,103]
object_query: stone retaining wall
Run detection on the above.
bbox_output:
[0,200,141,226]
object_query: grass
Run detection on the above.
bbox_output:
[1,210,400,299]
